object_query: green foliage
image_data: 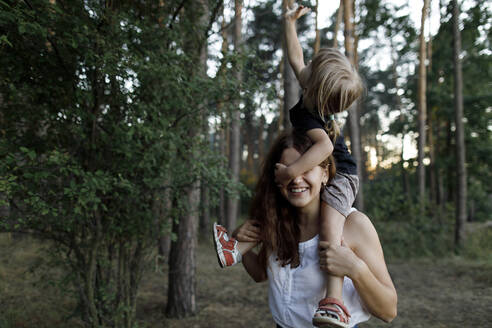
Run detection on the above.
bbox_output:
[0,0,242,326]
[363,0,491,257]
[426,0,492,222]
[463,227,492,261]
[365,167,454,258]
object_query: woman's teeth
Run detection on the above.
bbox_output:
[290,188,307,193]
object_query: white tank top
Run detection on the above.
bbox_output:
[267,235,370,328]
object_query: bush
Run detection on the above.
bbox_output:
[463,224,492,261]
[364,168,455,258]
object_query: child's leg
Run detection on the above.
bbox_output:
[313,173,359,327]
[320,202,345,300]
[213,223,258,268]
[237,241,258,255]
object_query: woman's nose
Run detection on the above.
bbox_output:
[292,175,303,183]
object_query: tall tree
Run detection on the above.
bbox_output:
[218,12,229,225]
[417,0,430,206]
[343,0,364,210]
[166,0,209,318]
[333,0,343,48]
[452,0,467,248]
[314,0,320,55]
[226,0,242,232]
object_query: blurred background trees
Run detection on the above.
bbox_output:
[0,0,490,326]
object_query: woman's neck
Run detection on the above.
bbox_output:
[296,200,320,241]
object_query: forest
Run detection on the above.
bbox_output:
[0,0,491,327]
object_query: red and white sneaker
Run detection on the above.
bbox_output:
[312,297,351,328]
[213,223,242,268]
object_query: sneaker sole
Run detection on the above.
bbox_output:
[312,317,349,328]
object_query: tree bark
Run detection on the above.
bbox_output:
[390,41,409,196]
[417,0,430,207]
[166,0,207,317]
[219,126,227,225]
[199,13,211,238]
[226,0,242,232]
[245,108,255,172]
[166,181,199,317]
[427,2,437,208]
[333,0,343,48]
[157,187,171,264]
[343,0,364,210]
[452,0,467,249]
[257,115,266,171]
[428,113,438,205]
[314,0,320,55]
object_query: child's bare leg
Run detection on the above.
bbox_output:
[320,202,345,300]
[237,241,258,255]
[313,202,348,327]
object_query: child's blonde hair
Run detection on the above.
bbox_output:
[303,48,364,141]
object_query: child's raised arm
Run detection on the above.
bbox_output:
[284,4,310,81]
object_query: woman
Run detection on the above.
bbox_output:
[214,130,397,328]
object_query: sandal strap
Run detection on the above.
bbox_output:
[318,297,351,319]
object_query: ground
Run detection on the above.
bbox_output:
[0,234,491,327]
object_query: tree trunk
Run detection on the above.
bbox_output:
[199,183,210,237]
[219,126,227,225]
[390,42,408,196]
[217,11,228,226]
[166,181,199,317]
[427,3,433,73]
[427,3,437,209]
[282,0,299,131]
[199,14,211,238]
[428,114,437,205]
[343,0,364,210]
[226,0,242,232]
[245,108,255,172]
[157,188,172,264]
[166,0,207,317]
[257,115,266,171]
[452,0,467,249]
[333,0,343,48]
[417,0,430,207]
[314,0,320,55]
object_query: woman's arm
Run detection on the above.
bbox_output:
[232,221,267,283]
[319,211,397,322]
[241,250,267,283]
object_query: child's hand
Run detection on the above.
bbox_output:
[275,163,293,187]
[285,3,311,22]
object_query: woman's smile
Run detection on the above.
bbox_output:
[278,147,327,209]
[289,187,308,194]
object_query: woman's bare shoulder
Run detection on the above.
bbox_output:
[344,210,380,249]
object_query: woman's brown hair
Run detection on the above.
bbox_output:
[250,130,336,274]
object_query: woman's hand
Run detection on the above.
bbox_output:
[233,220,262,243]
[318,239,362,278]
[285,4,311,22]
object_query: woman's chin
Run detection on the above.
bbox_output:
[286,192,314,208]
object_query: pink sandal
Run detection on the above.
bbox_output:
[312,297,350,328]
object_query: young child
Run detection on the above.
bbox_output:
[213,4,363,328]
